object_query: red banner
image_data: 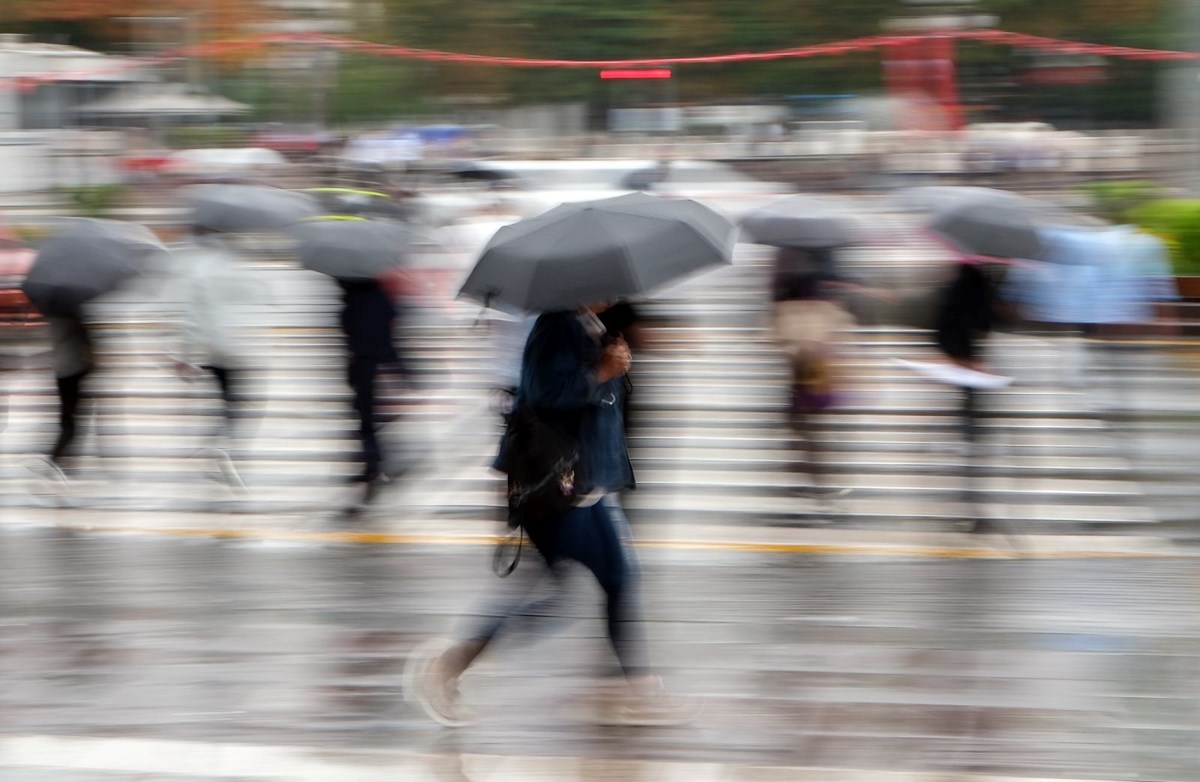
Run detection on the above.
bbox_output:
[1,29,1196,91]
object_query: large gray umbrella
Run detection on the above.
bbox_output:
[900,186,1098,261]
[739,195,859,248]
[186,185,321,233]
[896,186,1037,214]
[291,217,408,280]
[459,192,735,313]
[22,219,167,317]
[927,199,1046,260]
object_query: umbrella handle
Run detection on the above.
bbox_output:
[470,290,497,330]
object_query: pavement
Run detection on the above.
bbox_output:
[1,526,1197,781]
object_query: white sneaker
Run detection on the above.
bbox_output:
[214,450,247,493]
[25,456,70,487]
[405,639,475,728]
[595,676,697,727]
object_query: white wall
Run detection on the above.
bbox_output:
[0,131,123,193]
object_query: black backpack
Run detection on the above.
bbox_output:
[496,407,581,528]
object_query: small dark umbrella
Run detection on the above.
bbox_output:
[901,186,1096,261]
[459,192,735,314]
[928,200,1045,260]
[895,186,1037,214]
[186,185,321,232]
[22,219,167,318]
[739,195,859,249]
[291,217,408,280]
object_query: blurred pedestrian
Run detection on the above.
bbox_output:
[769,247,854,500]
[45,313,94,476]
[338,276,401,509]
[170,225,265,489]
[935,261,1001,374]
[408,304,687,727]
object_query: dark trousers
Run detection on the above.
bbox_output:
[201,365,240,436]
[347,356,383,481]
[470,498,646,677]
[51,367,91,463]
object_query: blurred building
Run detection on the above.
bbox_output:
[256,0,356,35]
[0,34,149,130]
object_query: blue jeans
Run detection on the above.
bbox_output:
[469,497,645,677]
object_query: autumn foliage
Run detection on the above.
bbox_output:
[4,0,270,40]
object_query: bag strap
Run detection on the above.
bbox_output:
[492,526,523,578]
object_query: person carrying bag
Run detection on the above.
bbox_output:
[409,306,688,727]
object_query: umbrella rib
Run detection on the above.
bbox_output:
[590,208,642,292]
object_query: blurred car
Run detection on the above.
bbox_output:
[436,158,791,220]
[120,149,173,177]
[252,124,337,157]
[164,147,290,183]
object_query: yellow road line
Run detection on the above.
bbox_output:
[49,522,1183,560]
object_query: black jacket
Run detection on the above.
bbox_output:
[935,263,996,362]
[338,280,398,363]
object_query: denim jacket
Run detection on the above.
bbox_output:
[497,310,633,494]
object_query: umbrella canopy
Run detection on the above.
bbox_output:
[895,186,1038,214]
[304,188,404,219]
[927,199,1046,260]
[739,194,860,249]
[459,192,735,314]
[22,219,166,317]
[899,186,1098,260]
[185,185,321,233]
[291,217,408,280]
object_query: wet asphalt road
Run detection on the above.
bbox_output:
[1,525,1197,781]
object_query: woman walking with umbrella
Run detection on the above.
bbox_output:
[45,313,94,470]
[769,245,855,500]
[290,217,410,510]
[408,193,735,727]
[172,186,317,488]
[740,196,866,501]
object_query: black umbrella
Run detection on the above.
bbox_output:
[186,185,321,232]
[928,200,1045,260]
[895,186,1039,214]
[458,192,735,314]
[291,217,408,280]
[22,219,167,317]
[899,186,1096,261]
[739,195,860,249]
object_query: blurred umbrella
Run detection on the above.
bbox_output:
[291,217,408,280]
[900,186,1097,261]
[739,195,859,249]
[448,162,519,183]
[459,192,735,314]
[928,199,1045,260]
[186,185,321,232]
[896,186,1038,214]
[22,219,167,317]
[305,188,404,220]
